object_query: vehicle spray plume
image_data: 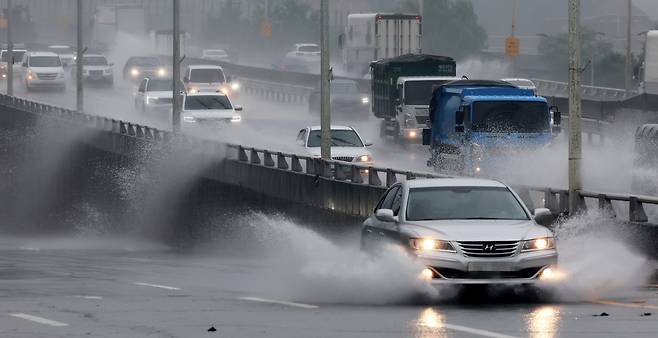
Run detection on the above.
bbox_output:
[237,212,446,305]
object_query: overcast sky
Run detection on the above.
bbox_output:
[635,0,658,20]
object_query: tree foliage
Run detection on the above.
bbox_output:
[401,0,487,60]
[538,28,626,88]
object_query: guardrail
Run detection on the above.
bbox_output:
[532,78,635,101]
[1,93,657,224]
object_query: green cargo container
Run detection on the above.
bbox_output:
[371,54,456,119]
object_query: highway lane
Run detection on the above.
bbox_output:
[0,73,645,195]
[0,236,656,338]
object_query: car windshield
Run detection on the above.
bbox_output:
[29,56,62,67]
[406,186,529,221]
[405,80,451,105]
[471,101,549,133]
[205,50,227,56]
[298,45,319,53]
[1,50,26,63]
[307,129,363,147]
[83,56,108,66]
[147,79,173,91]
[189,69,225,83]
[184,95,232,110]
[332,82,359,94]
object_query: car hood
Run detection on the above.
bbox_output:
[306,146,371,159]
[401,219,551,242]
[145,91,173,98]
[182,109,237,119]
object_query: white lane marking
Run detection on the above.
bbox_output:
[239,297,319,309]
[9,313,69,327]
[442,323,521,338]
[133,282,181,291]
[72,295,103,300]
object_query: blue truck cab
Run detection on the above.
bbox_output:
[423,80,561,175]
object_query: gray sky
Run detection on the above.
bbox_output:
[636,0,658,20]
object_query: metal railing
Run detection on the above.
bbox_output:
[532,78,636,101]
[2,93,657,224]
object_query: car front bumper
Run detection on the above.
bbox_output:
[83,74,113,82]
[27,78,66,87]
[417,250,559,285]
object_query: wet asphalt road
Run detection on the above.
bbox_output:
[0,238,656,338]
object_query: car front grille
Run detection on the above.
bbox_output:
[433,267,542,280]
[332,156,354,162]
[89,70,103,77]
[153,98,172,104]
[37,73,57,80]
[457,241,519,258]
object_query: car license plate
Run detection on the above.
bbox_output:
[468,262,514,272]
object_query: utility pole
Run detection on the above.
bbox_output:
[6,0,13,96]
[568,0,582,215]
[418,0,424,16]
[172,0,181,132]
[625,0,633,93]
[76,0,83,112]
[320,0,331,160]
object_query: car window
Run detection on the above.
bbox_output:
[29,56,62,67]
[189,69,225,83]
[146,79,173,91]
[138,79,147,93]
[184,95,232,110]
[391,188,403,216]
[296,129,306,142]
[377,186,400,211]
[307,129,364,148]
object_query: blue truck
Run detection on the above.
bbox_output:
[422,80,562,175]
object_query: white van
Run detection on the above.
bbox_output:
[21,52,66,91]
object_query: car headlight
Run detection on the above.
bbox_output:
[361,96,369,104]
[130,68,140,77]
[188,87,199,94]
[146,96,158,104]
[409,238,456,252]
[356,154,372,162]
[230,115,242,123]
[522,237,556,252]
[157,68,166,77]
[230,82,240,91]
[219,86,230,95]
[182,116,196,123]
[26,70,33,80]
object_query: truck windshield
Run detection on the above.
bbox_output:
[471,101,549,133]
[307,130,363,147]
[190,69,225,83]
[405,80,450,105]
[29,56,62,67]
[406,186,529,221]
[184,95,232,110]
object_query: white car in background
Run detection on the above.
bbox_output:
[501,78,537,94]
[201,49,231,62]
[134,77,175,113]
[288,43,320,57]
[71,54,114,86]
[48,45,75,67]
[296,126,374,166]
[21,52,66,92]
[1,48,27,78]
[361,178,559,285]
[180,92,243,127]
[183,64,239,97]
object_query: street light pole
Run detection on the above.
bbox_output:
[625,0,633,93]
[568,0,582,215]
[172,0,181,132]
[320,0,331,160]
[76,0,83,112]
[6,0,13,96]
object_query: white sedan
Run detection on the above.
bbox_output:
[296,126,374,166]
[181,92,243,128]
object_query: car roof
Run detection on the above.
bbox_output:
[406,178,508,189]
[308,125,354,131]
[187,64,223,70]
[27,51,59,57]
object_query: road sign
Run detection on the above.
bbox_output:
[505,36,520,58]
[260,20,272,38]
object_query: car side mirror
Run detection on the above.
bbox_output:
[533,208,554,227]
[364,140,373,147]
[234,105,243,112]
[375,209,397,223]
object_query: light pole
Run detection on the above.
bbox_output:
[568,0,582,215]
[172,0,181,132]
[6,0,13,96]
[625,0,633,93]
[76,0,84,112]
[320,0,331,160]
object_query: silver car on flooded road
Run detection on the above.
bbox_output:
[361,178,558,285]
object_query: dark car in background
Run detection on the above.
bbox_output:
[123,56,167,82]
[308,79,370,120]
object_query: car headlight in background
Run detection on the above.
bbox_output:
[522,237,556,252]
[230,115,242,123]
[230,82,241,91]
[361,96,369,104]
[146,96,158,105]
[130,68,140,77]
[356,155,372,163]
[409,238,456,252]
[188,87,199,94]
[157,68,166,77]
[26,70,33,80]
[182,116,196,123]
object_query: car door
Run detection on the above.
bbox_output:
[363,185,400,246]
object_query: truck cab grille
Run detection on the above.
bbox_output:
[457,241,519,258]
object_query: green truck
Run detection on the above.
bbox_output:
[371,54,457,143]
